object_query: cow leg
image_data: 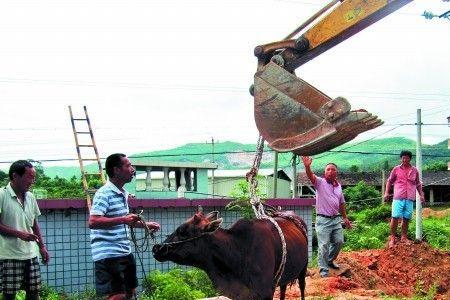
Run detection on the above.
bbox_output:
[279,284,287,300]
[254,292,273,300]
[256,285,276,300]
[298,265,307,300]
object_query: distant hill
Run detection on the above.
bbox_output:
[37,138,450,178]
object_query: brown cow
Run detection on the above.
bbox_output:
[152,210,308,300]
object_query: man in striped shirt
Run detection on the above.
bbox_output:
[89,153,160,300]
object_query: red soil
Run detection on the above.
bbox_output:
[274,242,450,299]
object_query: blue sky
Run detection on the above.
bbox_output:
[0,0,449,166]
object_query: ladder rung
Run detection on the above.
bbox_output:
[70,106,104,209]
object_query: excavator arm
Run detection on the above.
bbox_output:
[252,0,413,155]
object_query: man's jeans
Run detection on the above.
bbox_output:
[315,215,344,275]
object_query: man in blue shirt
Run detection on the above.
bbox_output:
[89,153,160,300]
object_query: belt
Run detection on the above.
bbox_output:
[317,214,341,219]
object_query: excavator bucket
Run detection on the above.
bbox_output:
[254,62,383,155]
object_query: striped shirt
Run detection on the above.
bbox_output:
[90,181,130,262]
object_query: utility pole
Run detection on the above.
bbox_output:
[447,116,450,171]
[292,154,297,198]
[381,160,388,204]
[211,137,215,199]
[381,169,386,204]
[272,151,278,198]
[415,109,423,241]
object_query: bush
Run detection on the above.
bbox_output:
[1,285,101,300]
[142,268,218,300]
[183,269,218,297]
[343,222,390,251]
[0,291,25,300]
[1,285,62,300]
[342,206,450,252]
[410,217,450,250]
[65,288,100,300]
[423,161,447,171]
[343,181,381,211]
[352,205,391,225]
[226,176,266,219]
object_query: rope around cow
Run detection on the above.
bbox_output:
[246,135,287,290]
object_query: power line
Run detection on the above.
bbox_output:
[314,125,404,159]
[1,147,449,165]
[337,175,450,205]
[273,0,441,18]
[326,150,450,158]
[0,76,449,102]
[383,123,449,126]
[380,104,450,123]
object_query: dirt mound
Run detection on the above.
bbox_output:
[340,242,450,297]
[422,207,450,219]
[274,242,450,299]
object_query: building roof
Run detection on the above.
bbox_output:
[207,168,275,178]
[422,171,450,186]
[130,158,217,170]
[134,168,289,180]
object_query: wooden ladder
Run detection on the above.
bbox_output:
[68,106,106,210]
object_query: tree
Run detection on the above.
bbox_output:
[424,161,448,171]
[423,1,450,20]
[343,181,381,211]
[29,160,85,198]
[348,165,360,172]
[0,169,8,187]
[226,176,267,219]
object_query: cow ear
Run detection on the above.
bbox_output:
[205,218,223,232]
[193,213,202,224]
[205,211,219,222]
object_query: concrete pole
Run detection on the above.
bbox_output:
[163,167,170,191]
[292,154,297,198]
[145,166,152,191]
[211,137,215,198]
[381,169,386,204]
[273,151,278,198]
[447,115,450,170]
[416,109,423,241]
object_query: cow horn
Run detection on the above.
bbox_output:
[206,218,223,232]
[205,211,219,221]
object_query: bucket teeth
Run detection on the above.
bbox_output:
[254,62,383,155]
